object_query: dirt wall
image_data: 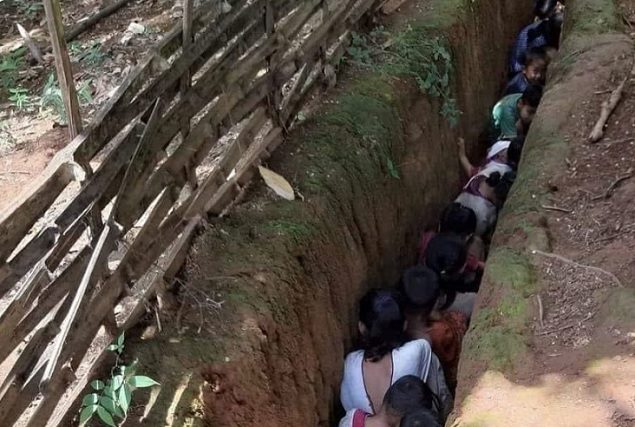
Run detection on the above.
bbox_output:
[126,1,533,426]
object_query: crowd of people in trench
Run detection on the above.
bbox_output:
[337,1,564,426]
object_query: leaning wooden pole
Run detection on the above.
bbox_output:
[43,0,83,140]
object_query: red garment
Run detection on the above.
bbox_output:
[352,409,368,427]
[427,311,468,389]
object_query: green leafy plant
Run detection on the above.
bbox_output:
[15,0,43,19]
[9,87,30,110]
[346,26,461,127]
[40,73,93,122]
[0,47,26,91]
[69,42,107,65]
[79,333,159,426]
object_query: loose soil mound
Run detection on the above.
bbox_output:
[123,1,532,426]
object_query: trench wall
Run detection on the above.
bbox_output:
[127,1,532,426]
[455,0,632,421]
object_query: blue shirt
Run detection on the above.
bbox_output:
[504,72,529,95]
[509,21,548,75]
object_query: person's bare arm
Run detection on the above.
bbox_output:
[457,138,475,177]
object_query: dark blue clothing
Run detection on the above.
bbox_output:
[509,21,548,75]
[504,72,530,95]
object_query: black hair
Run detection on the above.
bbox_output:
[546,12,564,47]
[399,408,443,427]
[523,46,547,67]
[534,0,557,20]
[358,289,407,362]
[521,84,543,108]
[425,234,467,279]
[399,266,440,317]
[439,203,477,237]
[506,136,525,169]
[495,171,517,201]
[383,376,434,417]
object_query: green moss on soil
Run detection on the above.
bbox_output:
[567,0,620,35]
[602,288,635,324]
[465,248,538,370]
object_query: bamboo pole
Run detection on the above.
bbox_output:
[42,0,83,140]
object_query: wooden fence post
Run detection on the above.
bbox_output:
[179,0,194,140]
[43,0,83,140]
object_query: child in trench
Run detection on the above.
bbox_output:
[338,376,442,427]
[509,0,563,75]
[491,84,543,139]
[340,289,453,422]
[504,47,548,96]
[457,135,524,179]
[424,234,485,317]
[454,170,517,237]
[399,266,467,392]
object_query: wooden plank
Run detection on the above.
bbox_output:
[0,227,58,297]
[40,223,115,391]
[206,127,283,214]
[55,122,141,231]
[120,215,200,329]
[0,163,76,264]
[179,0,194,139]
[42,0,82,139]
[117,189,175,282]
[114,101,167,228]
[0,248,91,364]
[0,364,45,426]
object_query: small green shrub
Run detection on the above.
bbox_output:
[8,87,30,110]
[346,25,461,127]
[15,0,43,19]
[79,333,159,426]
[40,73,93,122]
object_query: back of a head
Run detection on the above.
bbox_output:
[494,171,517,201]
[506,136,525,169]
[358,289,406,361]
[534,0,557,19]
[521,84,543,108]
[383,375,432,417]
[439,203,477,237]
[524,46,547,66]
[399,408,442,427]
[399,266,440,315]
[424,234,467,278]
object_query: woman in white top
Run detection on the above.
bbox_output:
[340,290,452,421]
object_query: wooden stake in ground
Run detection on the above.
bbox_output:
[42,0,83,140]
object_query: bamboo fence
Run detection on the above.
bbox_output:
[0,0,381,424]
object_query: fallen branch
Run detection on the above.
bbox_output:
[588,73,629,143]
[532,249,623,288]
[591,168,633,201]
[536,294,544,329]
[541,204,572,213]
[64,0,136,42]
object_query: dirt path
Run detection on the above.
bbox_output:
[456,1,635,426]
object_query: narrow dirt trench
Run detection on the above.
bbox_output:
[114,1,635,427]
[119,1,535,426]
[456,0,635,426]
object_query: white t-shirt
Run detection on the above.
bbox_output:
[340,339,433,414]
